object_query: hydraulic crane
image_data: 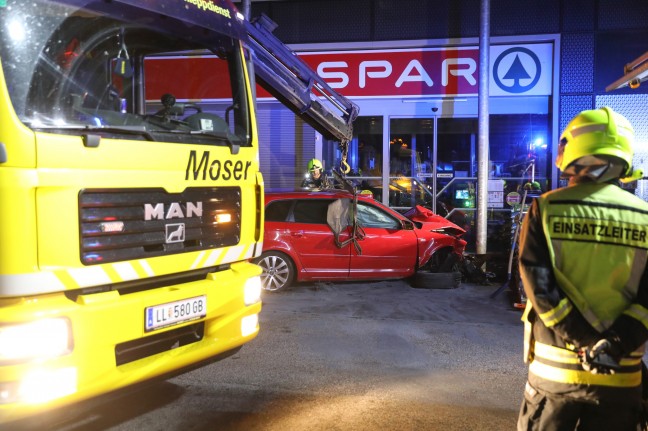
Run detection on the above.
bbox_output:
[245,14,359,174]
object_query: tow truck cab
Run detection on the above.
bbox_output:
[0,0,263,424]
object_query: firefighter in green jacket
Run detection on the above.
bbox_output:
[517,107,648,431]
[301,158,331,190]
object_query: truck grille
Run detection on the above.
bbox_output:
[79,188,241,264]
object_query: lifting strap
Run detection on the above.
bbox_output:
[329,194,365,255]
[330,170,365,254]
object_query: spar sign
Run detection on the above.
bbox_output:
[293,43,553,99]
[144,43,553,101]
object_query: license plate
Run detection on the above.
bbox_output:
[145,296,207,332]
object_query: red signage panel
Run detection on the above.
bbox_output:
[145,44,551,101]
[298,48,479,98]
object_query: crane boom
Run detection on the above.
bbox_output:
[245,14,359,144]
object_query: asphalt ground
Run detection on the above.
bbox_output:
[12,279,527,431]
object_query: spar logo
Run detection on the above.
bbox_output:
[295,43,553,98]
[493,47,542,94]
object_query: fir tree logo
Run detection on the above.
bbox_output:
[493,47,541,93]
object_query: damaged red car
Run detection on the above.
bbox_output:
[253,190,467,291]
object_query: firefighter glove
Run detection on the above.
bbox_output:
[580,337,623,375]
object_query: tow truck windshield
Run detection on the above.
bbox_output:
[0,0,251,146]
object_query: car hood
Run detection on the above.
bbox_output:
[403,205,466,235]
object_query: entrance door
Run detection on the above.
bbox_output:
[387,117,477,244]
[436,117,478,215]
[387,118,478,214]
[388,118,435,210]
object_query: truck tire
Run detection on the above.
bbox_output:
[410,271,462,289]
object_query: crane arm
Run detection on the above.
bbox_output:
[244,14,359,148]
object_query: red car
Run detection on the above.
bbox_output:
[254,190,467,291]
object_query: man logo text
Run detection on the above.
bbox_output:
[144,202,203,221]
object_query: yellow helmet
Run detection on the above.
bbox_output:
[556,107,634,177]
[308,158,323,171]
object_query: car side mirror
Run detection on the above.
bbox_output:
[401,219,415,230]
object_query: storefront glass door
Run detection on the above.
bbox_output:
[388,118,435,209]
[386,118,477,212]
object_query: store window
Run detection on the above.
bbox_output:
[475,114,551,253]
[322,116,383,195]
[489,114,551,193]
[321,112,551,243]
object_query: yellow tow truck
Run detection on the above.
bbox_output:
[0,0,359,426]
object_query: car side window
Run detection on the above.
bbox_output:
[293,200,331,224]
[356,202,400,229]
[265,200,293,222]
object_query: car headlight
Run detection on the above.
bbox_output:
[0,318,72,363]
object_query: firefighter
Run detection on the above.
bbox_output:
[301,158,331,190]
[522,180,542,193]
[517,107,648,431]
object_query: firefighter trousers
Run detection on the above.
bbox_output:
[517,382,642,431]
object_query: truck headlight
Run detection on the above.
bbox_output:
[244,276,262,305]
[0,367,77,405]
[241,314,258,337]
[0,318,72,363]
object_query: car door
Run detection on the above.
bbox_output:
[285,199,351,279]
[349,201,418,278]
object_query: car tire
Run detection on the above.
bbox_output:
[254,251,296,292]
[427,247,461,273]
[410,271,462,289]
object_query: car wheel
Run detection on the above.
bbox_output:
[410,270,462,289]
[254,251,295,292]
[427,247,461,273]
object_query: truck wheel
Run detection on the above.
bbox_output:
[254,251,295,292]
[410,271,462,289]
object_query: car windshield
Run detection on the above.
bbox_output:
[0,0,250,146]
